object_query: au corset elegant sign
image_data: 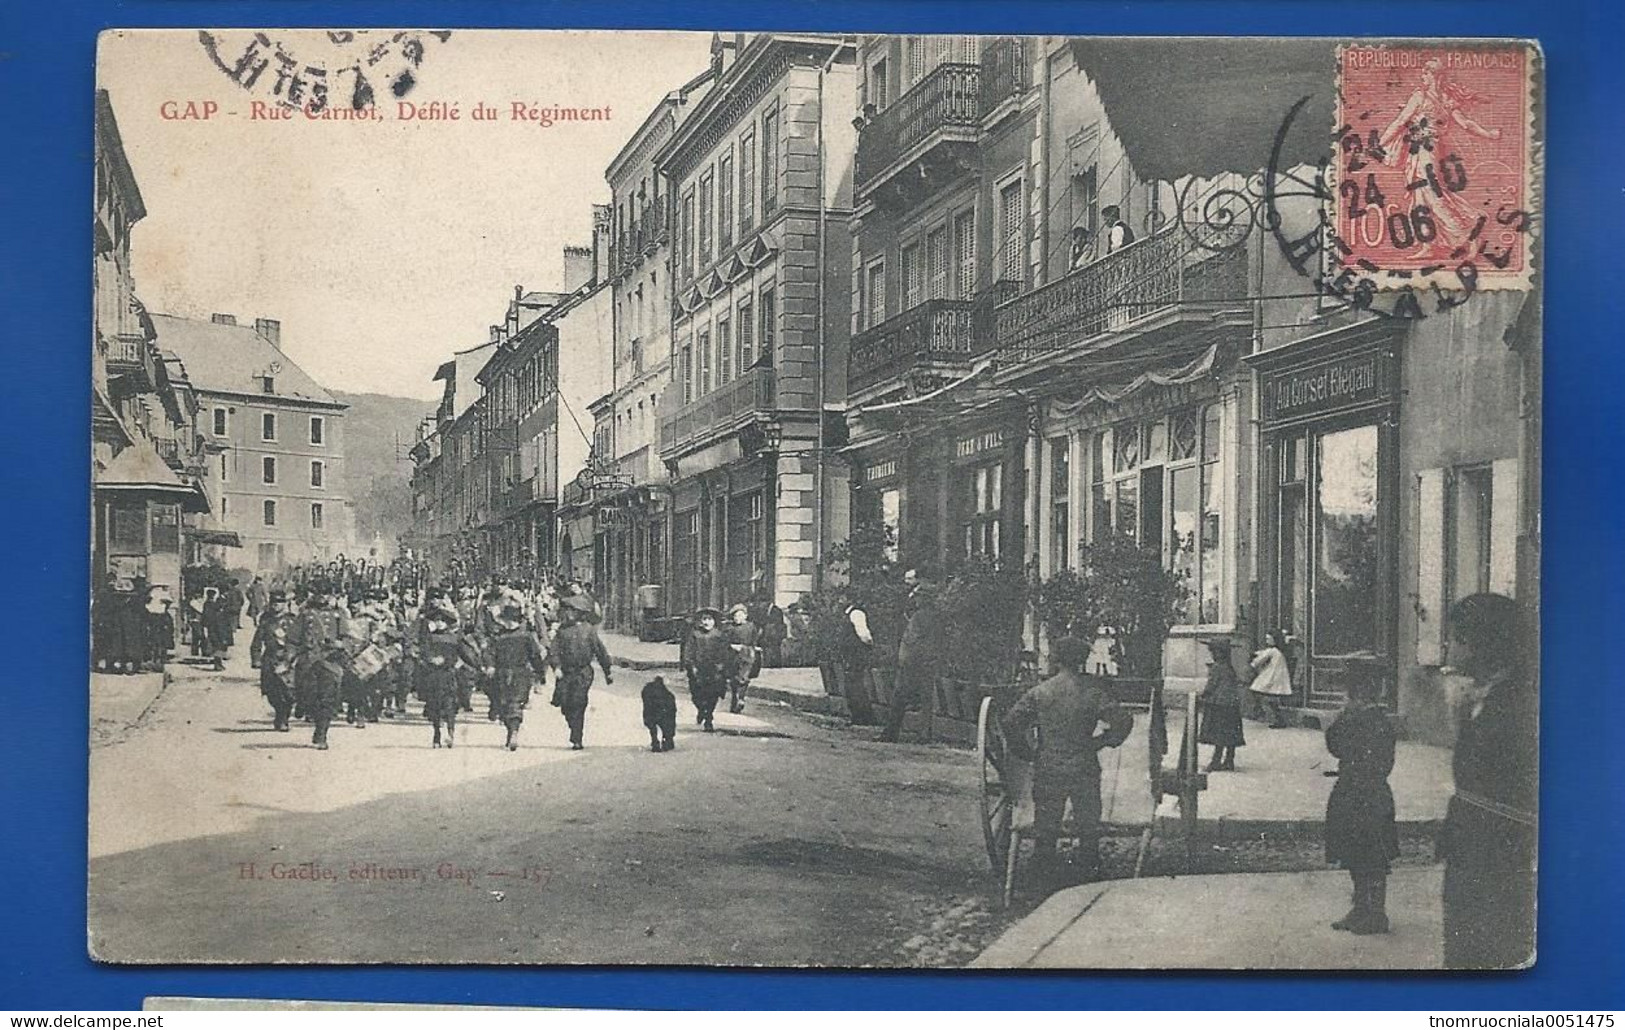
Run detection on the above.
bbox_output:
[1259,347,1396,425]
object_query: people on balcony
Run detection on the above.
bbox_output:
[1101,205,1136,254]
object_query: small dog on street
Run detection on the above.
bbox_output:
[641,676,677,752]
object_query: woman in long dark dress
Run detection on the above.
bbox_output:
[1440,593,1537,969]
[1198,638,1245,771]
[1324,675,1400,934]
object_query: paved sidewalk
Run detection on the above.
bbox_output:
[90,668,168,738]
[972,866,1443,969]
[1094,718,1452,830]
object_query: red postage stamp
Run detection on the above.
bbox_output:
[1333,43,1538,289]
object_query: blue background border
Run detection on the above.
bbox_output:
[3,0,1621,1010]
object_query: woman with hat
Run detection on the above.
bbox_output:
[681,608,728,731]
[1197,637,1245,771]
[721,603,762,715]
[487,598,550,751]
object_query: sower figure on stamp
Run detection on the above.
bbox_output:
[549,594,613,750]
[1000,636,1134,889]
[721,603,761,715]
[291,578,352,751]
[490,598,549,751]
[681,608,727,732]
[250,589,298,732]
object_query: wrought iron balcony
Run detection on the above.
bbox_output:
[856,62,981,199]
[658,365,776,457]
[984,227,1250,366]
[153,436,183,470]
[105,332,156,393]
[849,299,978,399]
[979,37,1029,117]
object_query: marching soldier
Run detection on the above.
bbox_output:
[490,598,550,751]
[291,578,351,751]
[250,590,298,732]
[419,591,478,748]
[549,594,613,750]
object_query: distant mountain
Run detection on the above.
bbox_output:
[333,391,434,558]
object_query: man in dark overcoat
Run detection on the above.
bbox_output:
[881,570,938,743]
[490,599,550,751]
[549,594,614,749]
[291,580,350,750]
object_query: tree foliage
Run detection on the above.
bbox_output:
[1036,534,1186,680]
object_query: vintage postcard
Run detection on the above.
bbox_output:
[89,30,1539,969]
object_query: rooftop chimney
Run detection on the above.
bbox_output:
[591,204,614,285]
[211,313,237,325]
[562,245,594,292]
[254,317,281,350]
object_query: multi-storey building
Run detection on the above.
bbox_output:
[845,36,1539,742]
[158,313,353,571]
[92,89,213,607]
[655,32,858,611]
[587,63,716,631]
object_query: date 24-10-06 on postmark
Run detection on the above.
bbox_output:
[1332,43,1538,291]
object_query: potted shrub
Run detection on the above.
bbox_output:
[1036,533,1186,692]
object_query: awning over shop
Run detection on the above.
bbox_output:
[184,527,242,548]
[1068,38,1337,182]
[95,440,212,514]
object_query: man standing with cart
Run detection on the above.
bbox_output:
[1001,635,1135,888]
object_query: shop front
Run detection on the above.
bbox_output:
[1251,324,1400,713]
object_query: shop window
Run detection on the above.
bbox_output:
[110,502,146,552]
[881,487,902,563]
[1314,425,1381,657]
[1094,403,1225,624]
[150,504,179,553]
[1049,437,1071,571]
[962,461,1004,563]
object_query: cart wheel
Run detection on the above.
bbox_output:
[978,694,1012,873]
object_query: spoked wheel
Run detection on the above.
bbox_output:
[978,694,1013,873]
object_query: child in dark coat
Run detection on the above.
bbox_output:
[1198,638,1245,771]
[1323,675,1400,934]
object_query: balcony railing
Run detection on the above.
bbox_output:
[856,62,981,189]
[105,331,156,392]
[658,365,776,456]
[850,299,978,397]
[979,37,1029,116]
[153,437,183,469]
[984,227,1250,363]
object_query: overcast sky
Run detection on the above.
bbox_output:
[99,29,714,401]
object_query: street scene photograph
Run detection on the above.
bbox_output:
[88,30,1540,969]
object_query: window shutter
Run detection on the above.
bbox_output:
[1490,457,1520,596]
[1415,468,1446,666]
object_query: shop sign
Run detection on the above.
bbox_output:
[956,428,1005,459]
[1260,348,1394,425]
[864,459,898,483]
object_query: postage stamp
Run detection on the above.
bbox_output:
[1332,43,1538,290]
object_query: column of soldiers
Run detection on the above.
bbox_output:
[249,575,615,753]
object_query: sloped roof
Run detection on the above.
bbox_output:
[149,314,342,407]
[96,441,211,513]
